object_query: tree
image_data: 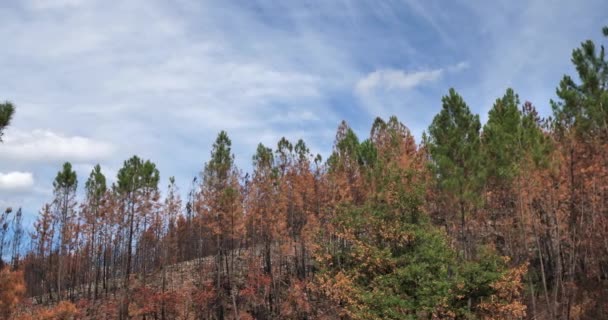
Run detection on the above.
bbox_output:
[249,143,282,274]
[477,95,554,317]
[278,138,316,279]
[157,176,182,320]
[115,155,160,320]
[0,208,11,268]
[544,26,608,318]
[317,117,525,319]
[482,89,523,183]
[552,26,608,140]
[197,131,243,320]
[53,162,78,300]
[480,89,524,254]
[427,88,483,259]
[82,165,107,300]
[28,204,55,298]
[327,121,364,205]
[243,143,284,318]
[0,101,15,142]
[11,208,24,270]
[163,176,182,267]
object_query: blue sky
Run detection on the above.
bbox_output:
[0,0,607,227]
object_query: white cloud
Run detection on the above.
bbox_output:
[355,62,469,120]
[105,58,321,102]
[0,129,114,163]
[356,61,469,96]
[0,172,34,191]
[356,68,444,95]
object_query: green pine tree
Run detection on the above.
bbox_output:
[552,25,608,140]
[318,118,512,319]
[427,88,483,259]
[115,155,159,320]
[85,164,107,203]
[482,88,523,183]
[0,101,15,142]
[53,162,78,300]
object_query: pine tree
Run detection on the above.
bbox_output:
[0,101,15,142]
[479,89,524,254]
[327,121,364,205]
[546,26,608,318]
[29,204,54,298]
[552,26,608,140]
[83,165,107,300]
[198,131,243,320]
[52,162,78,300]
[427,88,483,259]
[317,117,524,319]
[482,89,523,183]
[243,143,282,317]
[115,155,160,320]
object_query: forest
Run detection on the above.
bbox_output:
[0,26,607,320]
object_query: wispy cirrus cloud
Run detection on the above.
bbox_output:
[354,62,470,135]
[453,0,608,122]
[356,68,442,94]
[356,61,468,96]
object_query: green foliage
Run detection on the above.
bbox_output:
[327,121,382,173]
[85,164,107,202]
[203,131,235,186]
[116,155,160,194]
[53,162,78,194]
[275,136,293,167]
[321,156,510,319]
[355,226,456,319]
[357,139,377,168]
[427,88,483,257]
[294,139,310,162]
[482,89,523,182]
[520,102,552,168]
[458,248,505,300]
[0,101,15,142]
[253,143,274,170]
[482,89,552,186]
[201,131,240,225]
[427,88,483,205]
[552,26,608,139]
[328,122,361,172]
[318,118,513,319]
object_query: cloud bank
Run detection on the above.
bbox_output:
[0,129,114,163]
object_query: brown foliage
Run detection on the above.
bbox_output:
[477,261,528,319]
[0,267,25,319]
